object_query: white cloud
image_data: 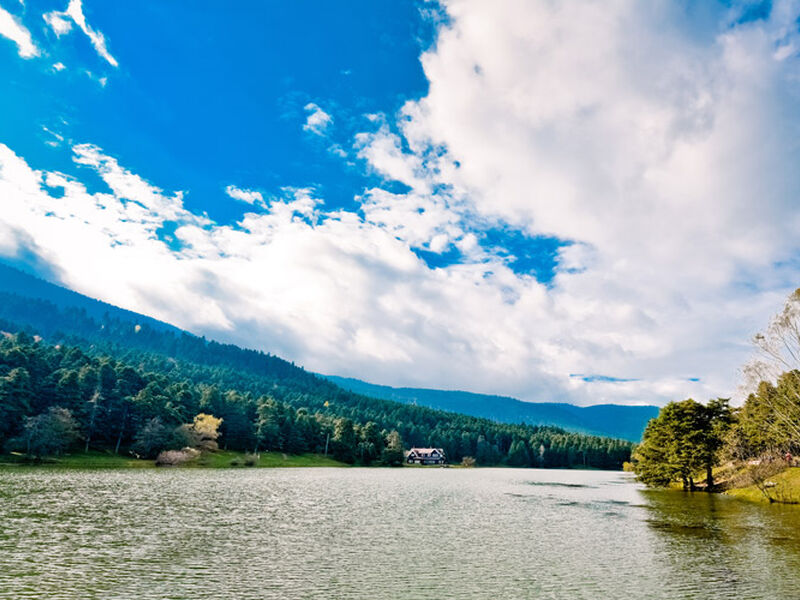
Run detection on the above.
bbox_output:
[41,126,64,148]
[355,123,430,192]
[52,61,66,71]
[0,139,725,406]
[0,4,38,58]
[226,185,264,207]
[43,9,71,36]
[303,103,333,135]
[2,2,800,407]
[351,0,800,403]
[328,144,347,158]
[45,0,117,67]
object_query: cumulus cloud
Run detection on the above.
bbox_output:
[226,185,264,207]
[44,0,117,67]
[350,0,800,402]
[303,103,333,135]
[2,2,800,407]
[0,4,38,58]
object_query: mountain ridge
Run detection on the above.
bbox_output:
[324,375,657,441]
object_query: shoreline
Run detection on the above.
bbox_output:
[0,451,626,471]
[722,467,800,506]
[660,465,800,506]
[0,450,349,470]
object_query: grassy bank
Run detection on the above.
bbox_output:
[724,467,800,505]
[0,450,348,469]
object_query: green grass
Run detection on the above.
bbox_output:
[196,450,347,468]
[0,450,150,469]
[0,450,348,469]
[725,467,800,505]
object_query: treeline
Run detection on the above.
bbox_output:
[633,289,800,489]
[0,296,632,468]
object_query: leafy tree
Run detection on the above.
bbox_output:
[189,413,223,451]
[20,407,80,458]
[507,439,531,467]
[633,415,680,487]
[358,421,383,465]
[0,367,32,445]
[255,396,282,451]
[56,371,82,414]
[217,391,256,451]
[633,399,732,490]
[332,418,356,463]
[701,398,733,489]
[132,417,173,458]
[382,430,404,466]
[284,416,308,454]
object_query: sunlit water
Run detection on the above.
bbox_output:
[1,467,799,599]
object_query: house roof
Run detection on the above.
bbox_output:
[408,447,445,455]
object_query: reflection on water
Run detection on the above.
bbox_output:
[639,489,800,599]
[0,467,798,599]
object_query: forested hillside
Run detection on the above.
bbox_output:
[0,264,633,468]
[0,263,180,334]
[0,265,655,441]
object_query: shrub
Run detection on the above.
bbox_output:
[155,448,200,467]
[243,453,259,466]
[461,456,476,468]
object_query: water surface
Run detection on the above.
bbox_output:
[1,467,798,599]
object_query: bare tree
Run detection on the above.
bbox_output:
[741,289,800,446]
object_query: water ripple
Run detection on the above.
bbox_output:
[0,468,798,599]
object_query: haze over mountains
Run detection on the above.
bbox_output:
[0,262,655,441]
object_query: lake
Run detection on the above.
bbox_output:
[1,467,799,599]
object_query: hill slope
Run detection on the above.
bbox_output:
[0,263,180,334]
[325,376,657,442]
[0,262,644,453]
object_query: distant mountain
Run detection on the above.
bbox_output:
[324,376,658,442]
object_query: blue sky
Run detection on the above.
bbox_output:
[2,0,564,277]
[1,0,799,405]
[3,1,432,221]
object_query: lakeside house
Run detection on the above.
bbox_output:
[406,447,446,465]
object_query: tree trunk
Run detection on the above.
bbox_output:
[689,476,695,491]
[706,464,714,492]
[114,405,128,455]
[85,394,99,452]
[682,476,688,491]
